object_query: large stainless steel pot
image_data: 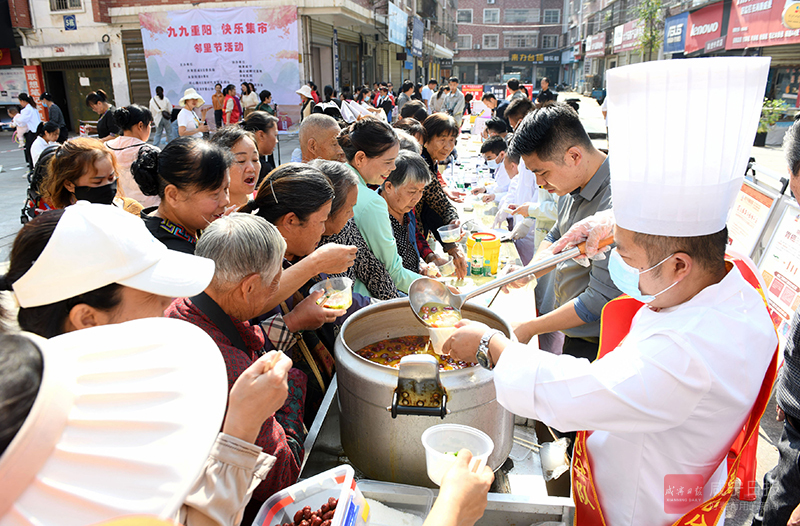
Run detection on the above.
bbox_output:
[335,298,514,487]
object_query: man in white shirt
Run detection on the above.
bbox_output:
[149,86,175,146]
[442,77,465,127]
[421,79,437,112]
[443,57,778,526]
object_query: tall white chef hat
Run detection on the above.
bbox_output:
[607,57,770,237]
[0,317,228,526]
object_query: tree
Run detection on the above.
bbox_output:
[634,0,664,62]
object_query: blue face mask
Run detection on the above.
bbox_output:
[608,248,679,304]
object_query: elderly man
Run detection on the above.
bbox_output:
[299,114,345,163]
[166,213,337,508]
[754,119,800,526]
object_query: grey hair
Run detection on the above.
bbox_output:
[395,129,421,154]
[299,114,340,146]
[785,118,800,178]
[384,150,431,188]
[196,213,286,287]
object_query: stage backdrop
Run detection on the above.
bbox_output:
[139,6,301,131]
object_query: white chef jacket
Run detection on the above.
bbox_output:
[493,262,776,526]
[486,162,511,203]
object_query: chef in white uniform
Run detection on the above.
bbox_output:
[443,57,779,526]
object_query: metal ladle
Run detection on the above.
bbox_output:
[409,237,614,327]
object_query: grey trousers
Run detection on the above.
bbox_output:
[755,416,800,525]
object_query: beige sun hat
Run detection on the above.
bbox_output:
[0,317,229,526]
[296,85,314,99]
[179,87,205,107]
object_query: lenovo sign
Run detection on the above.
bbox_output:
[684,2,724,53]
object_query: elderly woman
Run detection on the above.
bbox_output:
[211,126,260,209]
[418,113,467,277]
[313,159,401,300]
[242,111,279,185]
[381,150,449,274]
[132,138,231,253]
[167,213,312,509]
[0,202,290,525]
[40,137,143,215]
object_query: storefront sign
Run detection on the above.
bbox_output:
[585,32,606,58]
[727,0,800,49]
[23,65,47,121]
[704,35,726,52]
[573,41,583,59]
[411,17,424,57]
[388,2,409,47]
[684,2,724,54]
[139,6,301,130]
[664,12,689,53]
[507,52,561,64]
[758,201,800,351]
[440,58,453,68]
[613,19,643,54]
[0,68,25,104]
[728,180,778,258]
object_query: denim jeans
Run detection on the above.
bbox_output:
[152,118,174,147]
[755,416,800,525]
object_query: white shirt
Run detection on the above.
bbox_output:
[493,262,777,526]
[177,108,203,138]
[485,162,511,203]
[149,95,173,126]
[421,86,433,110]
[19,105,41,131]
[30,136,56,166]
[241,92,259,110]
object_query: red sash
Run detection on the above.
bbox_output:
[572,257,779,526]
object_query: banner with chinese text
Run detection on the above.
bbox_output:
[613,19,643,54]
[727,0,800,49]
[585,32,606,58]
[139,6,301,131]
[684,2,724,54]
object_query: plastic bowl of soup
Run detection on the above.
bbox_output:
[421,424,494,485]
[437,256,456,277]
[437,224,463,244]
[310,276,353,310]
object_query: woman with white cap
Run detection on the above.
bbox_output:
[178,88,210,138]
[296,85,316,122]
[0,202,294,526]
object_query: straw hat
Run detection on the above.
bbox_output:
[296,85,314,99]
[179,87,205,107]
[0,318,229,526]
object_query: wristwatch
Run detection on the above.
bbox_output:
[476,329,503,370]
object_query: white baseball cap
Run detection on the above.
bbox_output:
[0,317,229,526]
[12,202,215,308]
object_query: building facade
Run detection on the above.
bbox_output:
[5,0,456,132]
[452,0,569,85]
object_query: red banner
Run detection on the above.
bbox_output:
[23,65,48,121]
[461,84,484,100]
[0,49,11,66]
[727,0,800,49]
[684,2,724,54]
[613,19,644,54]
[505,85,534,99]
[585,32,606,58]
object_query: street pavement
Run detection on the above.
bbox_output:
[0,110,793,524]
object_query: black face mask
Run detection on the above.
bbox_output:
[73,180,117,205]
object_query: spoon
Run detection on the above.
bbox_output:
[409,236,614,327]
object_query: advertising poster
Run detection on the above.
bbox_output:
[0,68,26,105]
[758,202,800,351]
[24,66,47,121]
[613,19,644,54]
[461,84,484,101]
[684,2,724,54]
[505,85,534,99]
[411,17,424,57]
[664,12,690,53]
[727,180,778,258]
[388,2,409,47]
[139,6,301,131]
[727,0,800,49]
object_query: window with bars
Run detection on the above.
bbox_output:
[543,9,561,24]
[483,34,499,48]
[504,32,538,48]
[504,8,540,23]
[457,9,473,23]
[50,0,81,10]
[457,35,473,50]
[483,8,500,23]
[542,35,559,48]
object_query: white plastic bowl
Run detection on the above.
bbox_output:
[420,424,494,485]
[437,224,462,244]
[437,256,456,277]
[309,276,353,310]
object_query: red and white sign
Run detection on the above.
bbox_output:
[727,0,800,49]
[585,32,606,58]
[613,19,644,54]
[684,2,724,53]
[461,84,484,101]
[23,65,48,121]
[505,85,534,99]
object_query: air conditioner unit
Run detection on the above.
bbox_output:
[425,19,431,30]
[487,0,496,4]
[473,44,481,49]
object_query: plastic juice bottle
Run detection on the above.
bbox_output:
[471,240,484,276]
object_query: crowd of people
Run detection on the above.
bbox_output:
[4,57,800,526]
